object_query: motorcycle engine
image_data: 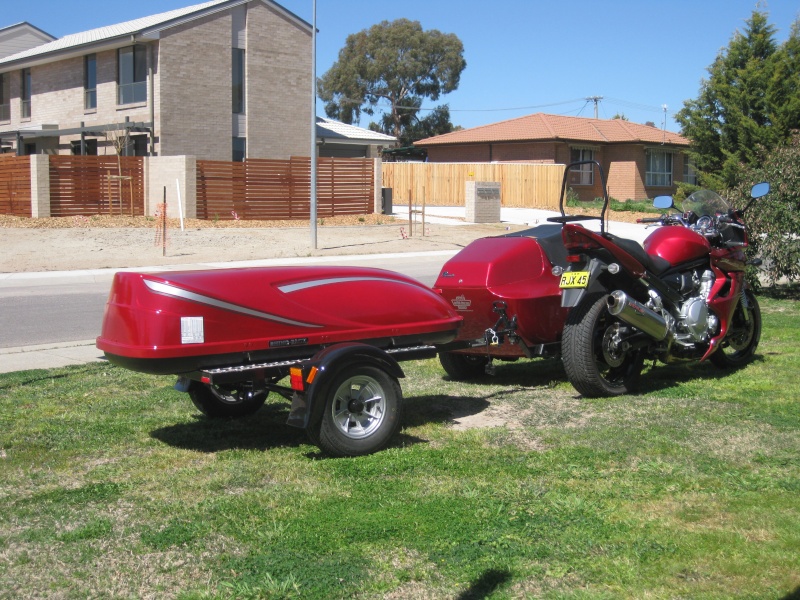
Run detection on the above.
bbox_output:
[674,270,719,344]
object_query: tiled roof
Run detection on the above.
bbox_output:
[415,112,689,147]
[316,117,396,143]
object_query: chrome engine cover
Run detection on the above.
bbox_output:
[678,297,710,342]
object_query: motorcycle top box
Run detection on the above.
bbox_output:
[434,223,569,361]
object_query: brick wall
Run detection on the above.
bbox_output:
[427,144,490,162]
[605,144,646,201]
[245,3,311,159]
[158,13,232,160]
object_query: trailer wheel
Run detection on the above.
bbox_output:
[317,365,402,457]
[188,381,267,418]
[438,351,488,380]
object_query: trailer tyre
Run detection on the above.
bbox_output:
[188,381,267,418]
[317,365,402,457]
[438,351,489,380]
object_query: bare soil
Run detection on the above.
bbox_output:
[0,213,518,273]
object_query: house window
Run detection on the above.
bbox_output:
[232,137,246,162]
[121,135,148,157]
[118,45,147,105]
[570,148,594,185]
[71,139,98,155]
[85,54,97,110]
[232,48,245,114]
[0,73,9,121]
[683,155,697,185]
[646,150,673,187]
[21,68,32,118]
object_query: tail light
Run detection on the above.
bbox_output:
[562,227,603,252]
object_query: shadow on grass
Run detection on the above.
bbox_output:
[635,352,767,396]
[150,405,309,453]
[457,568,513,599]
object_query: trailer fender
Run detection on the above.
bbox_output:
[286,343,405,430]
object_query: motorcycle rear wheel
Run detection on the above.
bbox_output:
[562,292,644,398]
[710,289,761,368]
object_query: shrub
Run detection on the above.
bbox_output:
[731,132,800,288]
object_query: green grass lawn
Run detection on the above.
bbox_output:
[1,294,798,599]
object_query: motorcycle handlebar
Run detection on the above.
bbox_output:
[637,217,663,224]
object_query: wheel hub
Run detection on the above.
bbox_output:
[602,324,626,368]
[348,398,365,413]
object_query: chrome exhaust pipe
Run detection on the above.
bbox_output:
[606,290,670,341]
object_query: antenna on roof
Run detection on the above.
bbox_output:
[586,96,603,119]
[661,104,668,145]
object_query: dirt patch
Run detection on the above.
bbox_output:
[0,214,515,273]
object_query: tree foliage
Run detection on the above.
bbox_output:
[318,19,466,143]
[676,11,800,187]
[730,133,800,288]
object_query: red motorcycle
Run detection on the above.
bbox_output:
[555,181,769,397]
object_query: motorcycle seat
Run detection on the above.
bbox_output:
[603,233,671,275]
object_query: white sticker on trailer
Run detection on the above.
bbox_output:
[181,317,205,344]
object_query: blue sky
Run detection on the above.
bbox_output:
[4,0,799,132]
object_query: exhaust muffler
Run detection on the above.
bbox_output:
[606,290,671,341]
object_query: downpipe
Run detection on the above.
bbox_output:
[606,291,672,341]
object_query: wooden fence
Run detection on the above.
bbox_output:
[196,157,374,220]
[0,155,32,217]
[382,162,566,210]
[48,156,145,217]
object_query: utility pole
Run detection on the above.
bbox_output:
[586,95,603,119]
[309,0,317,249]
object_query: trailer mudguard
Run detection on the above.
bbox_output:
[287,343,405,430]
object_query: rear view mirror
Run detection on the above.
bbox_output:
[751,182,769,199]
[653,195,674,210]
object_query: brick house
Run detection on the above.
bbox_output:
[414,113,693,201]
[0,0,312,161]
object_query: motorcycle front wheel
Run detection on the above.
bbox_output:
[710,289,761,368]
[562,292,644,398]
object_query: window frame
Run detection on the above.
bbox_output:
[646,150,674,187]
[117,45,147,105]
[682,155,697,186]
[21,68,31,118]
[84,54,97,110]
[232,136,246,162]
[569,147,595,186]
[0,73,9,121]
[232,48,245,115]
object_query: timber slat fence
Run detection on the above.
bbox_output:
[48,156,145,217]
[196,157,374,220]
[382,162,566,210]
[0,155,32,217]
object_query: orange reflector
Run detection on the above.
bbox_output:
[306,366,318,385]
[289,367,304,391]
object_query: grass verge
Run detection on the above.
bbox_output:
[1,295,798,599]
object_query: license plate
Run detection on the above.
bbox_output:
[559,271,589,289]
